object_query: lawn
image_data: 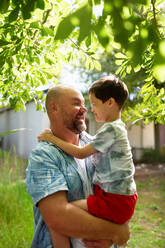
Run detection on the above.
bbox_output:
[128,176,165,248]
[0,149,33,248]
[0,149,165,248]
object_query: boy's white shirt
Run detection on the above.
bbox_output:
[71,142,93,248]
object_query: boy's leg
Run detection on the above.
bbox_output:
[49,228,70,248]
[72,199,88,211]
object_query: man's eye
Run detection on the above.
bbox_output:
[73,103,80,106]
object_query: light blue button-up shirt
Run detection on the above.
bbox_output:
[25,131,94,248]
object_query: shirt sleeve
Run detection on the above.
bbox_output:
[25,143,68,206]
[90,124,116,153]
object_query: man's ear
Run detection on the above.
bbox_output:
[49,101,57,112]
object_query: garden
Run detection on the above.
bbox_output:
[0,149,165,248]
[0,0,165,247]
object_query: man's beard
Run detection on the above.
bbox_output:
[72,119,86,134]
[61,108,86,134]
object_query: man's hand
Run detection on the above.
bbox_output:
[83,239,113,248]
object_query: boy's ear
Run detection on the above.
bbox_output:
[108,97,115,106]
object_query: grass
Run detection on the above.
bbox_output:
[128,177,165,248]
[0,148,165,248]
[0,181,34,248]
[0,148,33,248]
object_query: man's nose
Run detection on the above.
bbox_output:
[80,106,87,113]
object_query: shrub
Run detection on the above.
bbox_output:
[140,148,165,164]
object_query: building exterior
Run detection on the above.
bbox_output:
[0,102,49,158]
[0,102,164,160]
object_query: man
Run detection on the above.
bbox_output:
[26,85,129,248]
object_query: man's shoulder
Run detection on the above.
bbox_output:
[30,141,54,154]
[80,131,92,143]
[29,141,63,162]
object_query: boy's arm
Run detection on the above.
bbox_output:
[49,228,56,248]
[38,130,97,159]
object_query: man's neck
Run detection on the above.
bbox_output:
[51,125,79,145]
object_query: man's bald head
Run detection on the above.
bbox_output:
[45,85,76,115]
[45,85,87,134]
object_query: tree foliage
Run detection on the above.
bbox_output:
[0,0,165,124]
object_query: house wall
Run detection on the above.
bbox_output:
[0,102,49,158]
[127,122,155,160]
[0,104,157,160]
[159,124,165,148]
[127,122,155,148]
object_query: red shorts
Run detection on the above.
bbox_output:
[87,185,138,224]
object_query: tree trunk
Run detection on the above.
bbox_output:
[154,123,160,150]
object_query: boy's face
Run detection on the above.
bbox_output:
[89,93,110,122]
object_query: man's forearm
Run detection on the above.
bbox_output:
[39,191,129,245]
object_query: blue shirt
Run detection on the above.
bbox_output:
[25,131,94,248]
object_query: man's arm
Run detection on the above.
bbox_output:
[38,191,130,246]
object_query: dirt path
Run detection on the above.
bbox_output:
[135,163,165,180]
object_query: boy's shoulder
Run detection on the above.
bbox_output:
[97,120,126,137]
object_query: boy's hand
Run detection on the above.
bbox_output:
[112,222,130,246]
[83,239,113,248]
[37,129,52,142]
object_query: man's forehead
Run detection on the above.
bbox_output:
[72,96,84,102]
[64,88,84,101]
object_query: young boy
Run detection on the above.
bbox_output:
[38,74,137,248]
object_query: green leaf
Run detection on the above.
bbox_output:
[8,6,20,22]
[21,0,36,20]
[85,35,91,47]
[153,64,165,82]
[77,5,92,44]
[94,0,101,4]
[94,60,101,71]
[55,17,76,40]
[115,59,124,66]
[30,22,40,29]
[0,0,10,13]
[46,38,52,44]
[36,0,45,10]
[34,56,40,64]
[0,128,27,136]
[0,39,11,46]
[94,19,110,48]
[126,65,132,74]
[55,3,92,43]
[41,27,54,37]
[40,75,46,84]
[115,53,127,59]
[44,56,54,65]
[85,57,94,70]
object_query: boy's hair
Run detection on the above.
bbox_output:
[89,74,129,109]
